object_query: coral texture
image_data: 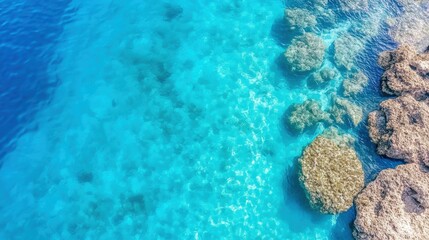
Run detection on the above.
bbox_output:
[334,34,365,70]
[286,100,331,132]
[331,96,363,127]
[308,67,339,86]
[378,45,429,97]
[354,163,429,240]
[285,33,326,72]
[343,71,368,97]
[284,8,317,32]
[299,134,364,214]
[368,94,429,165]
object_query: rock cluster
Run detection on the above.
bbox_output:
[299,133,364,214]
[378,45,429,97]
[354,163,429,240]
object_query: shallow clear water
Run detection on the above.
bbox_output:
[0,0,416,239]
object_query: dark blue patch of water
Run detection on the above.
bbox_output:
[0,0,73,160]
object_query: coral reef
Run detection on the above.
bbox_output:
[334,34,365,70]
[308,67,339,86]
[330,96,363,127]
[299,133,364,214]
[368,94,429,165]
[284,8,317,32]
[354,163,429,240]
[286,100,331,133]
[284,33,326,72]
[338,0,368,11]
[378,45,429,97]
[343,71,369,97]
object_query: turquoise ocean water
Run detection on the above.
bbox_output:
[0,0,416,239]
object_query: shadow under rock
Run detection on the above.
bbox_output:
[330,206,356,240]
[281,106,323,137]
[275,53,313,89]
[280,159,331,233]
[270,18,296,48]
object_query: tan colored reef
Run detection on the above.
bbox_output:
[354,163,429,240]
[378,45,429,97]
[299,133,364,214]
[368,94,429,165]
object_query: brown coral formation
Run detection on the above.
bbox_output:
[368,94,429,165]
[378,45,429,97]
[354,163,429,240]
[299,134,364,214]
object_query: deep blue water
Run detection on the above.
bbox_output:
[0,0,73,159]
[0,0,415,239]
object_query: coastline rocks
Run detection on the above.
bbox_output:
[378,45,429,97]
[285,33,326,73]
[354,163,429,240]
[286,100,331,133]
[343,71,369,97]
[331,96,363,127]
[368,94,429,164]
[284,8,317,32]
[299,134,364,214]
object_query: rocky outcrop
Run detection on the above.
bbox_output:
[299,133,364,214]
[378,45,429,97]
[284,33,326,72]
[354,163,429,240]
[286,100,331,133]
[368,94,429,165]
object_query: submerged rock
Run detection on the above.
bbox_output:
[284,8,317,32]
[284,33,326,73]
[299,133,364,214]
[343,71,369,97]
[388,8,429,52]
[368,94,429,164]
[331,96,363,127]
[286,100,331,133]
[334,34,365,70]
[354,163,429,240]
[338,0,368,11]
[378,45,429,97]
[308,67,339,86]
